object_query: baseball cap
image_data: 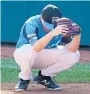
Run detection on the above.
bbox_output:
[41,4,62,30]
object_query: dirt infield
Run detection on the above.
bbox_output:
[1,44,90,62]
[1,44,90,94]
[1,83,90,94]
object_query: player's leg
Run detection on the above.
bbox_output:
[33,46,80,90]
[13,44,37,91]
[33,46,80,74]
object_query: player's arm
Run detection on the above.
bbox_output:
[66,34,81,52]
[25,23,55,52]
[32,31,53,52]
[25,22,69,52]
[33,25,69,52]
[25,23,54,52]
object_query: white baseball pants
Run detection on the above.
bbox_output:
[13,44,80,80]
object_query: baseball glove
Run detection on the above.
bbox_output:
[52,17,81,37]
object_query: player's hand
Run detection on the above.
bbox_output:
[51,25,69,37]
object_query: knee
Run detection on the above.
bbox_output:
[13,44,37,65]
[71,50,80,64]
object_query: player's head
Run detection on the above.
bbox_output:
[41,4,62,31]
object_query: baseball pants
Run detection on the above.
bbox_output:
[13,44,80,80]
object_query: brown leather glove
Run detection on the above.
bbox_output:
[52,17,81,37]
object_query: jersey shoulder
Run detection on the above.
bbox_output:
[25,15,40,27]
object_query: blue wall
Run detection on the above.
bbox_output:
[1,1,90,46]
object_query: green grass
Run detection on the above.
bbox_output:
[1,58,90,83]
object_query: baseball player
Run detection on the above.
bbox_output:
[14,4,81,91]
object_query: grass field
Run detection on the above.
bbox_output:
[1,58,90,83]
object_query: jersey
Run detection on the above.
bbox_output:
[16,15,63,49]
